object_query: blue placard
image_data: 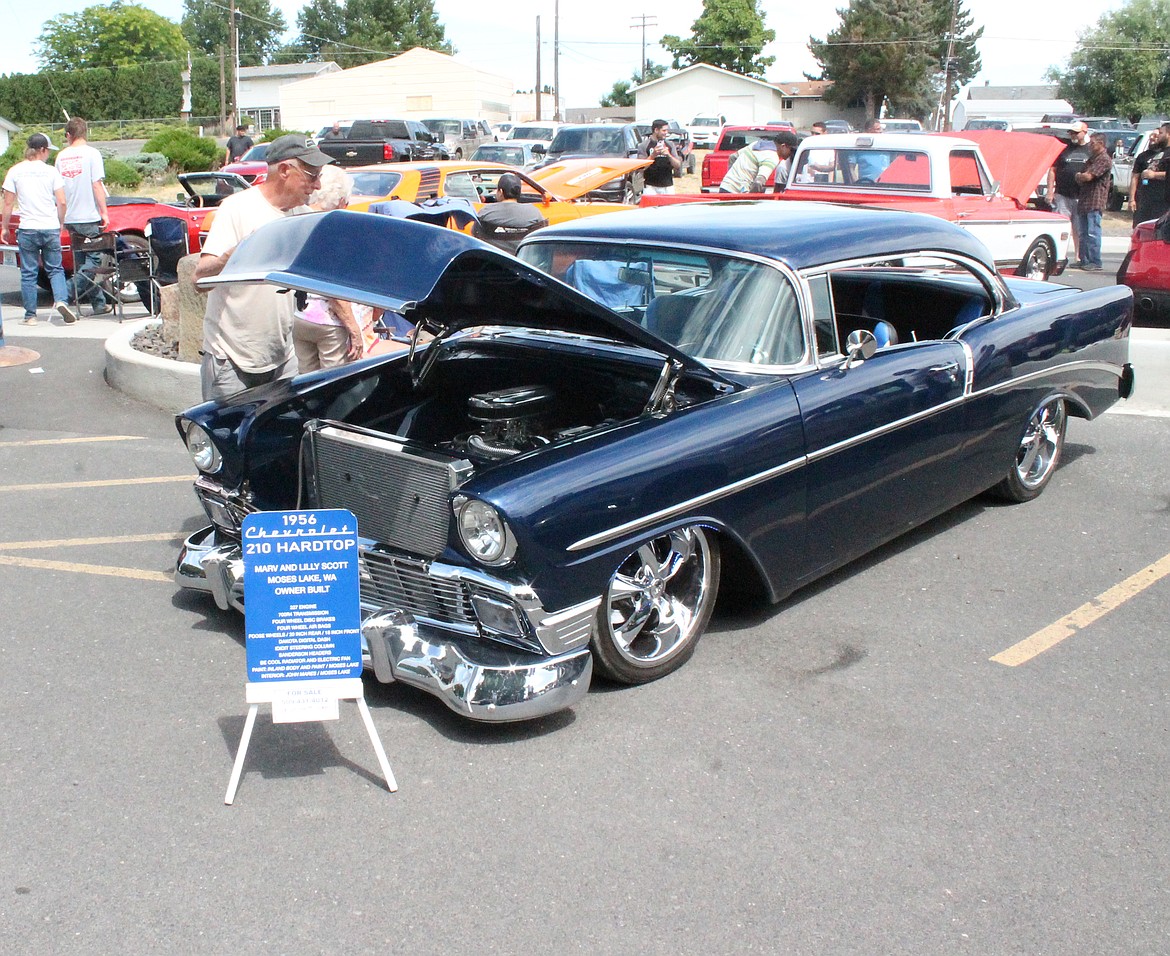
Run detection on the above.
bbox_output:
[242,509,361,682]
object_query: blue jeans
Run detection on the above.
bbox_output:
[1076,209,1103,268]
[66,222,108,311]
[16,228,69,317]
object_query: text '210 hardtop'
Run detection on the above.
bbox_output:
[176,202,1134,722]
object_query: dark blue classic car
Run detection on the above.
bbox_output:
[176,203,1134,721]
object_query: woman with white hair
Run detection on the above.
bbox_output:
[292,164,369,371]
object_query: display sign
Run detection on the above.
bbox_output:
[242,509,361,686]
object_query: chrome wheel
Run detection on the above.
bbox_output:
[1016,238,1054,281]
[991,397,1067,502]
[592,526,720,684]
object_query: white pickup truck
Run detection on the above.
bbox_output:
[782,131,1073,279]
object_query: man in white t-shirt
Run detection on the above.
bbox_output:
[56,117,111,315]
[1,133,78,325]
[194,134,334,400]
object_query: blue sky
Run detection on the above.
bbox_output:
[0,0,1124,107]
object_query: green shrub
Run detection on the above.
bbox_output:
[258,127,310,143]
[103,157,141,190]
[142,128,219,172]
[117,152,169,178]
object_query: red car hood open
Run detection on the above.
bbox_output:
[955,130,1065,207]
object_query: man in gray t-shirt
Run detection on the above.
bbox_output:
[56,117,110,314]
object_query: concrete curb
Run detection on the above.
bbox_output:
[104,318,202,413]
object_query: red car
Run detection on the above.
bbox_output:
[700,124,802,192]
[1,171,249,300]
[1118,214,1170,324]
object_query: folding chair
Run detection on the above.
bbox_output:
[142,217,190,315]
[109,233,154,322]
[69,231,117,313]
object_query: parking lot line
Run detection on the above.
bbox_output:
[0,532,183,550]
[0,435,145,447]
[991,552,1170,666]
[0,476,191,492]
[0,553,172,582]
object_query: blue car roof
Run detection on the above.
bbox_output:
[527,200,998,273]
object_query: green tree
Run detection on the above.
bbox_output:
[601,62,667,108]
[811,0,981,118]
[287,0,453,67]
[36,1,188,71]
[660,0,776,77]
[181,0,287,66]
[1049,0,1170,121]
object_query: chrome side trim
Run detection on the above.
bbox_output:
[567,356,1121,553]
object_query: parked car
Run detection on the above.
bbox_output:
[221,142,270,183]
[1111,128,1156,211]
[535,123,645,203]
[506,122,563,148]
[635,119,695,175]
[0,171,228,299]
[700,124,804,192]
[685,114,726,148]
[492,121,515,139]
[175,201,1133,721]
[1118,212,1170,324]
[963,119,1014,131]
[881,118,924,132]
[680,130,1072,280]
[821,119,853,134]
[470,141,546,170]
[422,118,495,158]
[316,118,448,166]
[342,158,649,226]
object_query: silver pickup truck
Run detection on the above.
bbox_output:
[1111,129,1153,209]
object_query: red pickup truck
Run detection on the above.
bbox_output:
[700,124,798,192]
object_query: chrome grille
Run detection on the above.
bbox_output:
[360,549,477,630]
[309,424,472,558]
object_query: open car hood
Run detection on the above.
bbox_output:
[200,209,720,378]
[529,157,652,199]
[954,130,1065,206]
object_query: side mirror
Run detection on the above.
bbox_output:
[532,144,545,155]
[844,329,877,367]
[987,180,1002,201]
[177,192,186,203]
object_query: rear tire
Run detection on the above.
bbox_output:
[1015,238,1055,281]
[989,397,1067,502]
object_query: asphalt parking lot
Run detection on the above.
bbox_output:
[2,259,1170,954]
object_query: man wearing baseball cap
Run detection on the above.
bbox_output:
[194,134,334,400]
[1,133,78,325]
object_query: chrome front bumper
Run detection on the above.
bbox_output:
[175,527,593,722]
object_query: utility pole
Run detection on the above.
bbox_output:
[554,0,561,121]
[230,0,241,127]
[535,16,542,121]
[219,46,227,134]
[940,0,959,132]
[630,15,657,84]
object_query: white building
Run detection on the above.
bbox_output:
[950,84,1074,130]
[279,47,514,133]
[181,61,342,132]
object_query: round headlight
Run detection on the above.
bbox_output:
[456,498,515,566]
[185,422,222,474]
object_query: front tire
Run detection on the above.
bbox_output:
[990,397,1067,502]
[1015,238,1055,281]
[591,526,720,684]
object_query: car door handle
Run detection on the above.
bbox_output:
[927,362,960,381]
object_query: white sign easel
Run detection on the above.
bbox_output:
[225,677,397,804]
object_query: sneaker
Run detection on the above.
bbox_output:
[20,315,38,325]
[1068,260,1084,270]
[1082,263,1102,272]
[90,304,114,316]
[55,302,78,324]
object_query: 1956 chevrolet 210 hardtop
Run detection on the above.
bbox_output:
[175,202,1134,721]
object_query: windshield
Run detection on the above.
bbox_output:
[520,241,805,367]
[549,127,625,155]
[472,146,528,165]
[511,126,554,140]
[690,117,721,127]
[424,120,461,137]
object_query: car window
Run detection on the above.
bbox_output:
[442,171,484,201]
[949,150,990,195]
[821,257,994,348]
[791,148,932,190]
[521,241,806,367]
[512,126,555,140]
[471,146,526,165]
[349,170,403,196]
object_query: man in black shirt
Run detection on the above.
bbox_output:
[1046,122,1091,264]
[1128,123,1170,225]
[637,119,681,196]
[223,124,253,165]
